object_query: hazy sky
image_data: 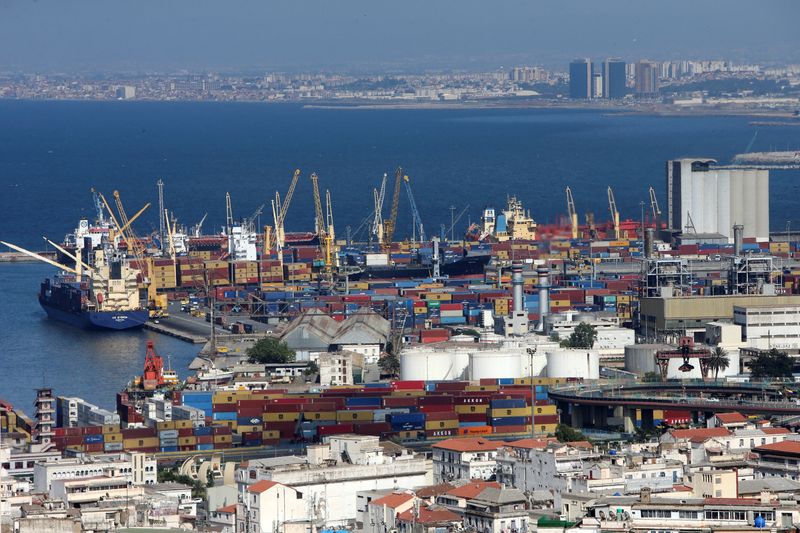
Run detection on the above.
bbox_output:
[0,0,798,72]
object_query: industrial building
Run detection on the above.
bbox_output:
[666,158,769,241]
[638,294,800,341]
[733,304,800,350]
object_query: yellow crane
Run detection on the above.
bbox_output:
[382,167,403,254]
[271,169,301,254]
[310,173,333,272]
[565,186,578,239]
[607,186,620,240]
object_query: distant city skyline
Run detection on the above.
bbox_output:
[0,1,797,73]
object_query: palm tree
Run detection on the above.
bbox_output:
[708,347,730,381]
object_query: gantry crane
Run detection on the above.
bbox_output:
[371,173,387,245]
[403,175,425,243]
[445,205,469,241]
[310,173,333,273]
[112,191,150,270]
[271,169,301,254]
[649,186,662,229]
[382,167,403,254]
[225,192,234,235]
[566,186,578,239]
[607,186,620,240]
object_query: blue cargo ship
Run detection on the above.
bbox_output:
[39,277,148,330]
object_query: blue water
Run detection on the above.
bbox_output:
[2,101,800,413]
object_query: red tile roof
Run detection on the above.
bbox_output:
[415,483,456,498]
[753,440,800,456]
[371,492,415,509]
[397,505,460,525]
[216,504,237,514]
[669,427,730,442]
[762,427,791,435]
[673,484,692,492]
[714,412,748,424]
[433,437,504,452]
[247,480,279,493]
[702,497,762,506]
[445,481,501,500]
[504,438,552,450]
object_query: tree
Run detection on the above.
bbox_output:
[247,337,295,364]
[304,360,319,376]
[746,348,794,380]
[554,424,588,443]
[378,352,400,378]
[642,371,662,383]
[708,347,730,380]
[559,323,598,349]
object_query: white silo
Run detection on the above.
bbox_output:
[546,349,600,379]
[470,350,522,380]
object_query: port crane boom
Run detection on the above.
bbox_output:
[383,167,403,253]
[273,169,301,253]
[403,175,425,243]
[42,237,97,278]
[371,173,387,245]
[446,205,469,241]
[1,241,79,276]
[607,186,620,240]
[649,186,661,228]
[566,186,578,239]
[310,173,333,271]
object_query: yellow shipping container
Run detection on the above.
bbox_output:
[534,423,558,435]
[336,410,373,422]
[103,424,121,434]
[466,385,499,392]
[425,420,459,430]
[178,436,197,446]
[533,405,557,416]
[490,407,531,418]
[263,412,300,422]
[237,425,261,434]
[261,430,280,440]
[397,430,420,440]
[156,421,177,430]
[213,434,233,444]
[124,437,159,449]
[104,433,123,443]
[174,420,193,429]
[303,411,337,421]
[455,404,489,414]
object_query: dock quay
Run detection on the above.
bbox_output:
[143,320,207,343]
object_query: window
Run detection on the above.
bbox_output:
[679,511,698,519]
[641,510,672,518]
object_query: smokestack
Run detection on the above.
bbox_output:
[733,224,744,256]
[645,227,655,259]
[536,264,550,331]
[511,260,524,314]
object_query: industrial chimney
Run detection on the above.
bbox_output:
[733,224,743,256]
[536,264,551,331]
[511,260,524,314]
[645,227,655,259]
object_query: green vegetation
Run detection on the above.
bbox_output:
[708,347,731,380]
[247,337,296,364]
[157,469,211,499]
[746,348,794,380]
[642,371,662,383]
[559,323,598,349]
[554,424,588,443]
[378,352,400,378]
[304,360,319,376]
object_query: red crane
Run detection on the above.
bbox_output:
[142,340,165,390]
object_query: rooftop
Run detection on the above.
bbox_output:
[445,481,502,500]
[433,437,504,453]
[370,491,415,509]
[247,480,280,493]
[753,440,800,456]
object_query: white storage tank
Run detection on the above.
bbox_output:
[546,349,600,379]
[624,344,672,375]
[399,348,468,381]
[470,350,522,380]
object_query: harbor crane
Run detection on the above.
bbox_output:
[403,175,425,243]
[192,213,207,238]
[225,192,234,235]
[649,186,661,229]
[310,173,334,273]
[566,186,579,239]
[382,167,403,254]
[271,169,301,254]
[371,173,387,245]
[607,186,620,240]
[446,205,469,242]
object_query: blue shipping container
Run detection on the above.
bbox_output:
[491,416,528,426]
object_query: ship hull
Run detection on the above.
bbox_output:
[40,299,148,330]
[350,254,491,280]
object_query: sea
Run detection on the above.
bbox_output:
[1,100,800,413]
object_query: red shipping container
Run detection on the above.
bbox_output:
[391,380,425,390]
[82,426,103,435]
[454,395,490,404]
[425,411,458,421]
[354,422,391,436]
[434,382,468,392]
[237,407,265,418]
[418,396,454,406]
[214,441,233,449]
[420,404,456,413]
[197,435,214,444]
[212,403,237,413]
[178,428,194,437]
[85,443,104,453]
[458,413,488,422]
[317,424,353,436]
[212,425,232,435]
[122,428,157,439]
[383,397,419,408]
[425,428,456,438]
[492,425,528,434]
[533,415,559,425]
